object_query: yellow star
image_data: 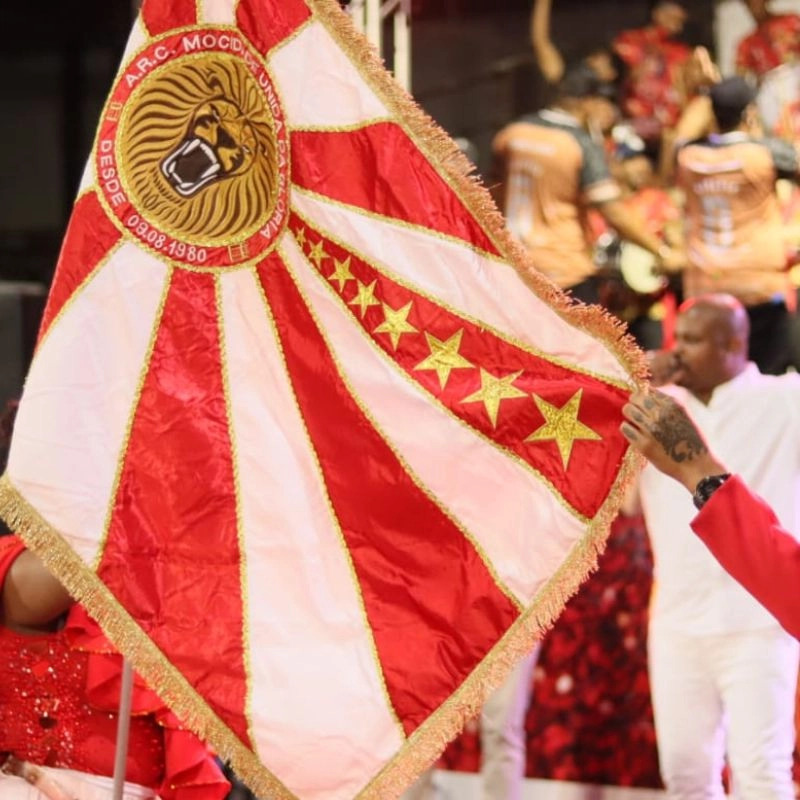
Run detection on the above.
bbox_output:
[414,330,474,390]
[373,301,418,350]
[308,240,329,269]
[348,280,381,318]
[294,226,307,249]
[461,369,527,428]
[525,389,602,469]
[329,256,355,291]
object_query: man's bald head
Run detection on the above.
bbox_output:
[679,294,750,348]
[672,294,750,402]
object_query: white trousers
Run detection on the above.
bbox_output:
[648,625,799,800]
[402,644,540,800]
[0,766,156,800]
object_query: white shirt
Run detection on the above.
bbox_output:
[640,364,800,635]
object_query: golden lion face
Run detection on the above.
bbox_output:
[161,98,259,197]
[119,54,279,246]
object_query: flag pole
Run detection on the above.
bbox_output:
[111,659,135,800]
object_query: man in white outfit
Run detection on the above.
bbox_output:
[634,294,800,799]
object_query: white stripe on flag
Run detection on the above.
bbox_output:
[198,0,236,24]
[77,160,95,196]
[282,237,587,607]
[268,22,390,129]
[7,244,170,565]
[121,16,149,67]
[218,267,405,800]
[291,188,632,384]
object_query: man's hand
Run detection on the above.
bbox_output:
[621,390,726,493]
[646,349,681,387]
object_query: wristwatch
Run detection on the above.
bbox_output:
[692,473,731,510]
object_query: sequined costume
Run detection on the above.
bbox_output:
[0,535,229,800]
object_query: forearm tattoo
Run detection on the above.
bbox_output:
[651,402,708,463]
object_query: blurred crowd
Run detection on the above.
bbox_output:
[492,0,800,374]
[430,5,800,800]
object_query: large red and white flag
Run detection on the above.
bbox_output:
[0,1,644,798]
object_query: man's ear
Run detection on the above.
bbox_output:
[727,332,748,359]
[743,104,763,136]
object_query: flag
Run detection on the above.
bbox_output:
[0,1,645,798]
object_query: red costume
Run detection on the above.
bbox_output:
[613,26,691,138]
[736,14,800,79]
[0,535,229,799]
[691,476,800,640]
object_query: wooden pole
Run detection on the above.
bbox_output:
[111,659,135,800]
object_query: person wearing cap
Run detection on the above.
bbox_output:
[612,1,692,146]
[674,75,799,374]
[492,63,683,306]
[623,293,800,800]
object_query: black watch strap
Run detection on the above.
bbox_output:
[693,473,731,510]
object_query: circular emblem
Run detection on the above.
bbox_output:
[96,29,290,269]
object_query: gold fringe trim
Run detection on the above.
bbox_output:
[305,0,650,395]
[0,474,299,800]
[354,454,645,800]
[295,3,649,797]
[0,4,649,799]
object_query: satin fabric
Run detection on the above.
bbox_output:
[0,537,229,800]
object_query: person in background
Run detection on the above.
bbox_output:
[530,0,618,87]
[493,64,682,306]
[529,0,620,146]
[621,388,800,640]
[628,293,800,800]
[675,76,799,374]
[737,0,800,140]
[589,132,682,349]
[0,407,229,800]
[612,0,691,149]
[736,0,800,82]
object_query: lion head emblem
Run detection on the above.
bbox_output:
[120,54,279,245]
[161,97,260,197]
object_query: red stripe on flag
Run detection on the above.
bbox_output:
[291,125,501,256]
[291,215,630,518]
[140,0,197,35]
[237,0,312,56]
[259,253,520,734]
[38,191,122,344]
[98,269,251,744]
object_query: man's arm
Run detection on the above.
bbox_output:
[621,389,800,639]
[530,0,565,85]
[596,198,684,273]
[0,541,72,632]
[578,131,684,272]
[692,476,800,639]
[660,48,720,182]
